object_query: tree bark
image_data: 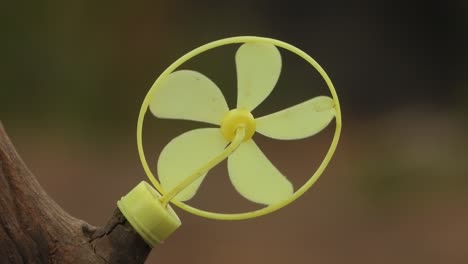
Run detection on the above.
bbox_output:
[0,122,152,263]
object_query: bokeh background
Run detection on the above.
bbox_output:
[2,0,468,263]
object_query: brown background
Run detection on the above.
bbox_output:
[2,1,467,263]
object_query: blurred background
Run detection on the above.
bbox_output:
[2,0,468,263]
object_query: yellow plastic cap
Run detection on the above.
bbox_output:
[117,181,181,246]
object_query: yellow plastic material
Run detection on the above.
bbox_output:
[151,51,295,205]
[160,127,246,207]
[149,70,229,125]
[235,42,281,111]
[117,181,181,246]
[256,96,336,140]
[220,109,256,142]
[158,128,228,201]
[137,36,342,220]
[227,139,293,205]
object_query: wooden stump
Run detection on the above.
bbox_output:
[0,122,152,263]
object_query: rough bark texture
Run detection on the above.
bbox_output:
[0,122,151,263]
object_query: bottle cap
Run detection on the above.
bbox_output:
[117,181,181,246]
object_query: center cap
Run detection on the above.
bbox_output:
[220,109,256,142]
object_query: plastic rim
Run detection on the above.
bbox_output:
[137,36,342,220]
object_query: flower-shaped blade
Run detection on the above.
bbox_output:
[235,43,282,111]
[228,139,293,205]
[256,96,336,140]
[158,128,228,201]
[150,70,229,125]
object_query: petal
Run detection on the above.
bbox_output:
[227,139,293,205]
[235,42,282,111]
[150,70,229,125]
[256,96,336,140]
[158,128,228,201]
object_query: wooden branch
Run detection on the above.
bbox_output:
[0,122,151,263]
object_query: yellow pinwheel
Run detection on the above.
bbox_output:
[149,42,336,206]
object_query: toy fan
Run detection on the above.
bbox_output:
[117,36,342,246]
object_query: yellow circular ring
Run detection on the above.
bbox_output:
[137,36,342,220]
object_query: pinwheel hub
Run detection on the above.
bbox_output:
[220,109,256,142]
